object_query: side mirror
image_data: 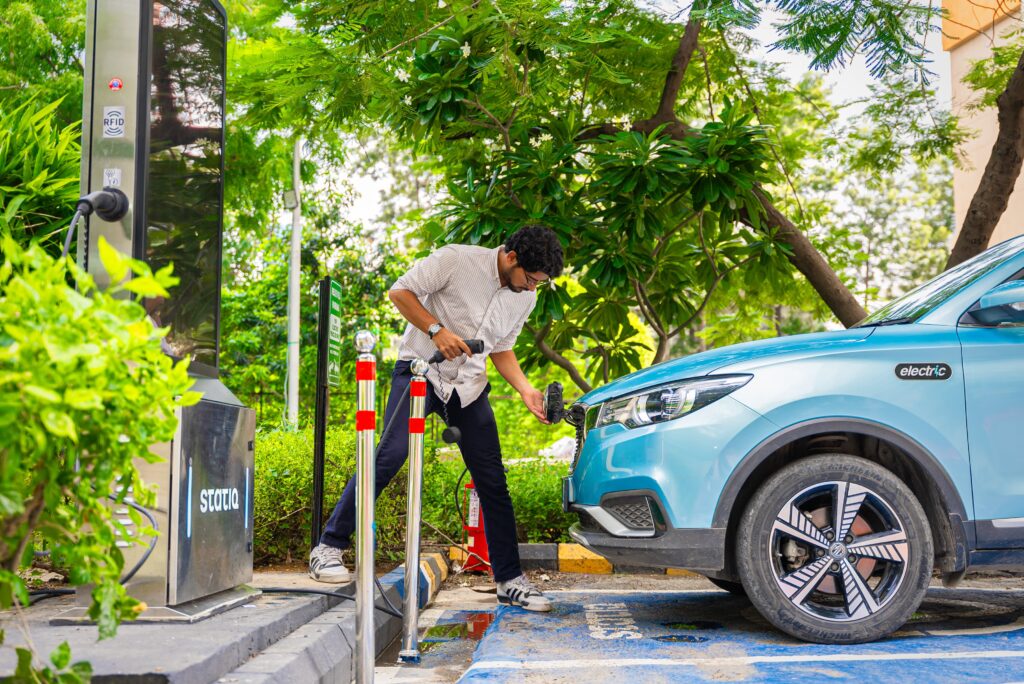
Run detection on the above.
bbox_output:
[973,281,1024,325]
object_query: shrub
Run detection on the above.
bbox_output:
[0,236,196,671]
[254,427,574,565]
[253,427,411,564]
[0,99,81,255]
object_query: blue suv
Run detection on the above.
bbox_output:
[564,236,1024,644]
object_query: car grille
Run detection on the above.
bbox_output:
[606,498,655,531]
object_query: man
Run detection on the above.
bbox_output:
[309,225,564,612]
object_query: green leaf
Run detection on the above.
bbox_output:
[15,646,34,678]
[41,408,77,442]
[64,388,103,410]
[50,641,71,670]
[121,277,171,298]
[24,385,61,403]
[98,236,129,283]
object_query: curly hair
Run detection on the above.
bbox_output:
[504,225,564,278]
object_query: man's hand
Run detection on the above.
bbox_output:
[520,386,550,424]
[432,327,473,361]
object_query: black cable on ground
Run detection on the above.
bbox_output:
[260,587,402,619]
[374,575,403,617]
[27,589,75,606]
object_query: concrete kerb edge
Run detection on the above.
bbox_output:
[449,543,698,577]
[225,553,449,682]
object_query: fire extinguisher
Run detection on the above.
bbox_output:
[462,479,491,573]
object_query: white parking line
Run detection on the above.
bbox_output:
[463,650,1024,674]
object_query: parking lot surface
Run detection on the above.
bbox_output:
[383,573,1024,683]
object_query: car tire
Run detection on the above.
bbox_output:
[736,454,932,644]
[706,577,747,596]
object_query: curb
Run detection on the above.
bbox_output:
[450,543,699,577]
[225,552,448,683]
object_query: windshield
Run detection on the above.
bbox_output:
[856,237,1024,327]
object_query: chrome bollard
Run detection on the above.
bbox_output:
[399,358,429,664]
[354,331,377,684]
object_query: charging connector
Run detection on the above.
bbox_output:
[544,382,564,423]
[62,187,131,259]
[76,187,130,222]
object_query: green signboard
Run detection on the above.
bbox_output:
[327,279,342,388]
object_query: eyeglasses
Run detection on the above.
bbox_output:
[521,268,550,289]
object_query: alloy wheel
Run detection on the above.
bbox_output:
[769,480,909,622]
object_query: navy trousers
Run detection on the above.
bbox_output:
[320,360,523,583]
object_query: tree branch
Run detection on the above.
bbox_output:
[576,18,701,143]
[946,45,1024,268]
[529,323,593,392]
[632,278,667,338]
[576,122,625,141]
[652,210,700,264]
[668,253,757,339]
[654,18,702,122]
[752,187,868,327]
[3,484,46,573]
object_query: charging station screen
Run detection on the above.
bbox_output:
[144,0,225,374]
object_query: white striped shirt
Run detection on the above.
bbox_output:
[390,245,536,406]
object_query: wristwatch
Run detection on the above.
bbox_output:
[427,323,443,339]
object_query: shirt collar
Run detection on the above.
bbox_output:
[489,245,502,284]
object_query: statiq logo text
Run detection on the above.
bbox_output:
[198,487,240,513]
[894,363,952,380]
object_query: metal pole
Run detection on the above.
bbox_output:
[399,359,429,664]
[286,136,302,428]
[311,278,331,550]
[354,330,377,684]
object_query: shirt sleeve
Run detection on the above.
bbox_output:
[492,298,537,353]
[390,246,459,296]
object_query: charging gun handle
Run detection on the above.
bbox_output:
[428,338,484,364]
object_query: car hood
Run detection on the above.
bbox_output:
[576,328,875,406]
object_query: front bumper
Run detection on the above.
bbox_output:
[564,481,727,571]
[569,523,726,571]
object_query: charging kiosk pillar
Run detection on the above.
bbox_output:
[59,0,257,621]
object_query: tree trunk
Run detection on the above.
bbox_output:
[653,333,671,364]
[947,48,1024,269]
[755,189,869,327]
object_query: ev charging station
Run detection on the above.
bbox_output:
[59,0,257,621]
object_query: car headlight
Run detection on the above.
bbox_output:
[596,375,752,429]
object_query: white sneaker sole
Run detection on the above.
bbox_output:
[309,569,352,584]
[497,595,552,612]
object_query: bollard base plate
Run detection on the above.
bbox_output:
[398,649,421,664]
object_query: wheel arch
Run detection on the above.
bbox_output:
[713,418,970,579]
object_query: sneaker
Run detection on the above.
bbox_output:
[497,575,552,612]
[308,543,351,583]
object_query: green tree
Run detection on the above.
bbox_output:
[225,0,968,390]
[0,0,85,127]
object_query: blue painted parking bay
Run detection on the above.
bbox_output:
[458,588,1024,682]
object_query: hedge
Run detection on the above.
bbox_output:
[253,427,576,565]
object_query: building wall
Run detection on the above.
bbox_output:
[944,1,1024,245]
